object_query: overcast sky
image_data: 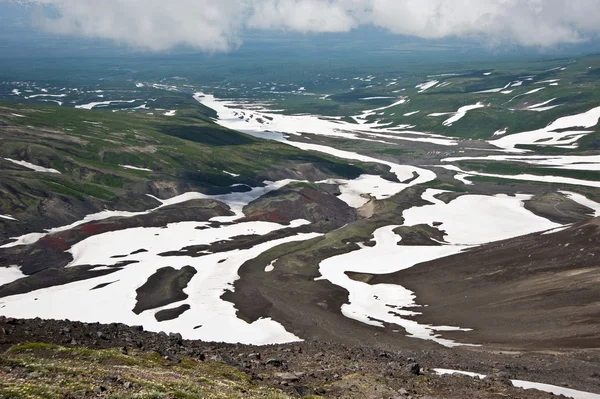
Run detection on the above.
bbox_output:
[7,0,600,51]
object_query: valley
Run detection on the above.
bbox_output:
[1,51,600,398]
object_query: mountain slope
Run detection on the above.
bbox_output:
[350,217,600,348]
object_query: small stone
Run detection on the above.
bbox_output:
[164,355,181,364]
[275,372,300,382]
[93,386,106,394]
[405,362,420,375]
[266,358,284,367]
[124,382,133,389]
[169,332,183,343]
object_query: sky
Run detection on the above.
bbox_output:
[2,0,600,52]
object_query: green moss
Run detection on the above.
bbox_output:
[0,343,295,399]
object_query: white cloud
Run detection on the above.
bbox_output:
[9,0,600,51]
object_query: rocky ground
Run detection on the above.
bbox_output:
[358,217,600,350]
[1,317,599,399]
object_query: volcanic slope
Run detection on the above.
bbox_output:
[348,215,600,349]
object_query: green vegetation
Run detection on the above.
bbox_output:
[0,101,376,218]
[457,160,600,181]
[0,343,295,399]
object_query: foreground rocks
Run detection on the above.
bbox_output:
[2,317,598,398]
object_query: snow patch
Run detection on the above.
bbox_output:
[416,80,439,93]
[429,103,485,127]
[0,266,26,286]
[434,369,600,399]
[4,158,61,174]
[120,164,153,172]
[490,105,600,152]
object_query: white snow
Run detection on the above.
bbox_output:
[194,92,457,157]
[438,164,600,188]
[559,191,600,216]
[360,96,394,100]
[75,100,138,110]
[317,225,474,347]
[476,82,512,93]
[4,158,61,174]
[434,369,600,399]
[0,214,17,221]
[489,105,600,152]
[11,89,21,95]
[316,189,558,346]
[403,111,420,116]
[442,103,485,126]
[264,259,277,272]
[443,154,600,171]
[429,103,485,127]
[527,98,557,109]
[319,175,409,208]
[223,171,240,177]
[453,174,473,185]
[416,80,439,93]
[0,219,320,344]
[25,94,67,99]
[504,87,546,104]
[528,105,562,112]
[119,164,153,172]
[1,179,301,248]
[10,113,25,118]
[403,189,559,245]
[164,110,177,116]
[493,128,508,136]
[483,72,492,76]
[0,266,26,286]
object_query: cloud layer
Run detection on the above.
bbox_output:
[12,0,600,51]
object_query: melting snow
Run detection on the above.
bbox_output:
[429,103,485,127]
[194,92,457,150]
[434,369,600,399]
[317,225,474,347]
[0,220,320,344]
[319,175,408,208]
[75,100,138,110]
[120,165,153,172]
[416,80,439,93]
[0,266,26,286]
[317,189,558,346]
[489,106,600,152]
[1,179,301,248]
[439,165,600,188]
[4,158,61,174]
[493,128,508,136]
